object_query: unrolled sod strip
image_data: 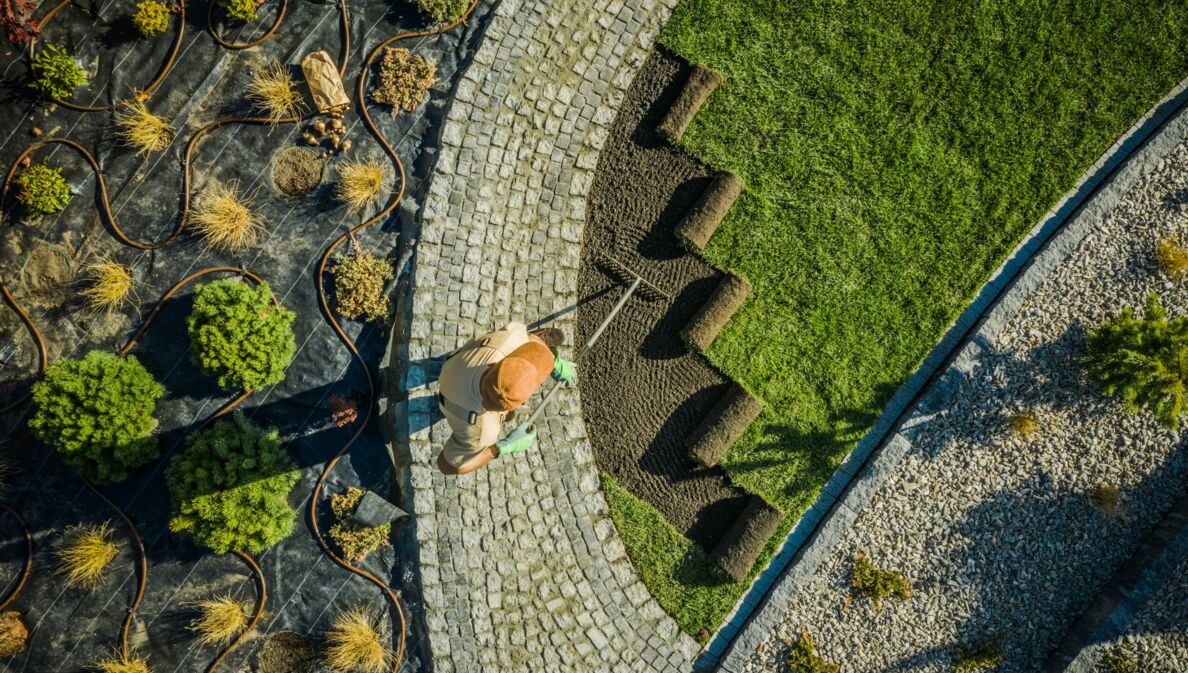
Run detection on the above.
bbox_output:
[708,495,784,583]
[676,171,743,251]
[682,272,751,352]
[686,381,763,468]
[657,64,723,142]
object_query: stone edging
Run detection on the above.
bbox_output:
[704,75,1188,672]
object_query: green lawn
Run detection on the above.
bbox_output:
[607,0,1188,637]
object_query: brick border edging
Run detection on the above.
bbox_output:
[702,75,1188,673]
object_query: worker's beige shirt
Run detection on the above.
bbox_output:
[437,321,531,468]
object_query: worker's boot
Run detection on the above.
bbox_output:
[530,327,565,349]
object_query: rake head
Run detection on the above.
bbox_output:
[598,254,669,302]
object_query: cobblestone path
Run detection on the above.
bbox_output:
[398,0,701,671]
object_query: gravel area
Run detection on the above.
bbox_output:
[740,137,1188,673]
[1090,553,1188,671]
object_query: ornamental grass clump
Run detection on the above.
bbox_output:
[371,47,437,116]
[217,0,260,22]
[29,43,86,100]
[332,248,393,322]
[334,159,386,215]
[850,552,910,606]
[81,259,134,311]
[411,0,467,24]
[167,413,299,554]
[1090,483,1121,515]
[113,100,174,156]
[131,0,170,36]
[1156,238,1188,279]
[187,279,295,391]
[1082,293,1188,429]
[30,351,164,483]
[329,487,391,562]
[191,182,263,251]
[15,161,71,216]
[246,59,303,121]
[324,608,390,673]
[57,522,119,589]
[93,650,151,673]
[786,632,838,673]
[189,594,250,646]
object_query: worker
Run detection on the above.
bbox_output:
[436,322,577,475]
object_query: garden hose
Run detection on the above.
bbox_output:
[0,503,33,611]
[206,0,287,51]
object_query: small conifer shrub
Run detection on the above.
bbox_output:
[955,641,1003,673]
[0,611,27,657]
[786,632,838,673]
[1098,645,1138,673]
[850,552,911,606]
[131,0,170,36]
[331,249,393,322]
[29,43,87,100]
[167,413,299,554]
[1156,238,1188,279]
[187,279,296,391]
[371,47,437,116]
[15,161,71,216]
[217,0,261,22]
[1008,411,1038,436]
[411,0,467,24]
[30,351,163,483]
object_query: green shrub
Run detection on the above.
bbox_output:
[331,250,393,322]
[411,0,467,24]
[850,552,911,606]
[167,413,299,554]
[328,487,390,562]
[131,0,170,36]
[15,162,71,216]
[1008,411,1038,436]
[187,279,295,391]
[371,47,437,116]
[955,642,1003,673]
[30,352,163,483]
[217,0,260,22]
[1082,294,1188,428]
[29,43,87,100]
[786,632,838,673]
[1098,645,1137,673]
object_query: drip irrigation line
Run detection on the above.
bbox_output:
[0,504,32,611]
[206,0,287,51]
[78,476,147,659]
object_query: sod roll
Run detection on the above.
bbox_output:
[686,381,762,468]
[682,272,751,352]
[708,495,784,582]
[676,171,743,251]
[657,64,723,142]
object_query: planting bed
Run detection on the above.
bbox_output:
[0,0,492,670]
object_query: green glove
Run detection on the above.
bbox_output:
[496,423,536,456]
[551,349,577,384]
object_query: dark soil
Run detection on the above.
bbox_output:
[578,47,747,552]
[259,631,315,673]
[272,147,324,197]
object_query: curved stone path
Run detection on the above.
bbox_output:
[396,0,699,671]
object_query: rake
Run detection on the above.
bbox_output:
[520,254,669,428]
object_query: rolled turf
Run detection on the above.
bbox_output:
[686,381,763,468]
[682,272,751,352]
[676,170,743,251]
[708,495,784,583]
[658,64,723,142]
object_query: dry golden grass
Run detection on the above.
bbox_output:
[113,100,174,156]
[247,59,303,121]
[188,594,250,646]
[191,182,263,250]
[334,159,386,216]
[57,522,118,589]
[81,259,134,311]
[1156,238,1188,279]
[323,608,390,673]
[93,650,151,673]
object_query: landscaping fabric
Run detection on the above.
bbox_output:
[0,0,493,669]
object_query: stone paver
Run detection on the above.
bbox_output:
[397,0,698,671]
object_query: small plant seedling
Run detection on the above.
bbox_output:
[1098,644,1138,673]
[334,158,386,216]
[188,594,250,645]
[955,640,1003,673]
[328,487,391,562]
[1008,411,1038,436]
[29,43,87,100]
[246,59,303,121]
[328,393,359,427]
[371,47,437,116]
[412,0,468,24]
[81,259,134,312]
[786,631,839,673]
[15,161,71,216]
[331,248,393,322]
[191,181,263,250]
[1156,238,1188,279]
[324,608,391,673]
[1090,483,1121,515]
[217,0,261,22]
[113,100,174,155]
[131,0,170,37]
[93,650,151,673]
[850,552,910,606]
[57,522,119,589]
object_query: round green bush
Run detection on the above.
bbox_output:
[29,351,164,483]
[412,0,468,23]
[15,162,72,216]
[167,413,299,554]
[187,279,296,391]
[29,43,87,100]
[217,0,261,22]
[132,0,170,37]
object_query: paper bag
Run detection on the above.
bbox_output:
[301,50,350,114]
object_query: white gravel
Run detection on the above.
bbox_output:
[741,139,1188,673]
[1084,553,1188,672]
